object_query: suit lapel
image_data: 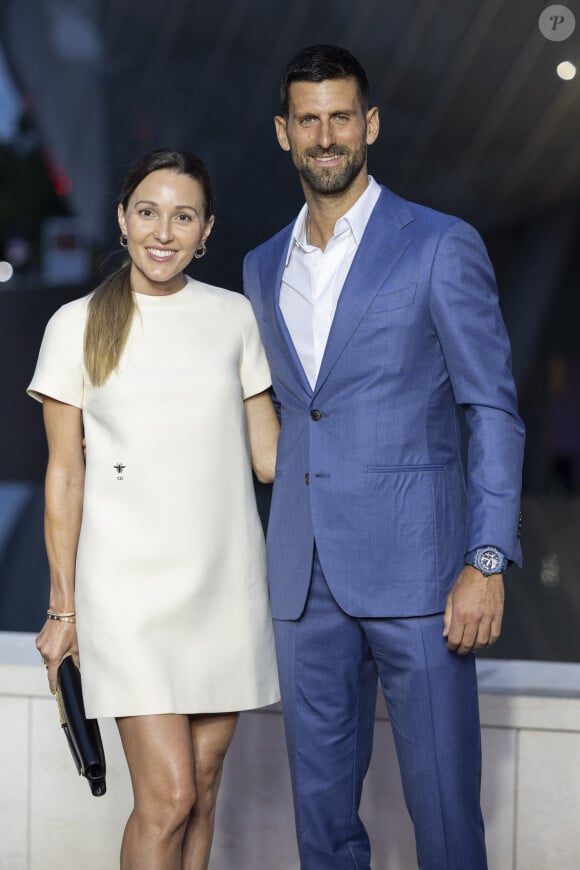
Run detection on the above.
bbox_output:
[313,188,415,397]
[262,227,313,399]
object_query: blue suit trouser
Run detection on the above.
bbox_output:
[273,552,487,869]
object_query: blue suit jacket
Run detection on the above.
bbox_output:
[244,186,525,620]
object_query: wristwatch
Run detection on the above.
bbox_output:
[465,547,509,577]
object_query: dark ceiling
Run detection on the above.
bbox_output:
[2,0,580,288]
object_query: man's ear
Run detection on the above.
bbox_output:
[274,115,291,152]
[366,107,380,146]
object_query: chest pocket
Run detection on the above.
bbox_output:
[366,282,416,313]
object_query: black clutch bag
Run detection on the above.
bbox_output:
[55,656,107,796]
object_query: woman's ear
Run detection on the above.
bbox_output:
[117,203,127,235]
[202,214,215,244]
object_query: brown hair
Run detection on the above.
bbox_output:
[279,44,371,116]
[84,149,214,386]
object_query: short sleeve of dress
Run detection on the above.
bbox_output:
[233,295,272,400]
[27,297,88,408]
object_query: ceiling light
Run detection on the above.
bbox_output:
[557,60,577,79]
[0,261,14,282]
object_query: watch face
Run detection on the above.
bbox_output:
[479,549,500,573]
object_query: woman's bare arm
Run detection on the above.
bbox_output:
[35,397,85,691]
[244,390,280,484]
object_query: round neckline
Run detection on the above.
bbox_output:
[133,276,193,302]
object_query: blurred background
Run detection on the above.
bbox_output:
[1,0,580,661]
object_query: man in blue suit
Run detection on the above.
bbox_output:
[243,44,524,869]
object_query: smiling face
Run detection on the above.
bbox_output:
[118,168,214,296]
[275,78,379,199]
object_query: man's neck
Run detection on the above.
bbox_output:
[303,171,369,251]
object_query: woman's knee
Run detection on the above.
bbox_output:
[189,712,238,815]
[136,776,197,835]
[194,752,226,812]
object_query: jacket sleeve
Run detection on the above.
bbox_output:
[429,219,525,565]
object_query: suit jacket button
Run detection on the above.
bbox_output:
[310,409,322,421]
[304,473,310,485]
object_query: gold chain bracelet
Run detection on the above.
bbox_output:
[47,609,76,623]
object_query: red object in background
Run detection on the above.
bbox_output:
[42,147,73,197]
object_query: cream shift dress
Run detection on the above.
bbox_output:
[28,276,279,718]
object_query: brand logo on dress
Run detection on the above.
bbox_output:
[114,463,126,480]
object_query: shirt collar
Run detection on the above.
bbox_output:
[286,176,381,265]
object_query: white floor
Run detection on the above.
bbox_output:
[2,632,580,869]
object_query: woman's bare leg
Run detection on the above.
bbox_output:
[117,714,196,870]
[181,712,239,870]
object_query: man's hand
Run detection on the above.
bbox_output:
[443,565,504,655]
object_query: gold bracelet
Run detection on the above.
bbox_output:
[47,609,76,623]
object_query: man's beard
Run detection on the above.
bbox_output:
[293,143,367,195]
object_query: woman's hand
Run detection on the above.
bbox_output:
[36,619,80,694]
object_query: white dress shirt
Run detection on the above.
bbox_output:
[280,176,381,388]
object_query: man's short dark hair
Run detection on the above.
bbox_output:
[280,44,371,116]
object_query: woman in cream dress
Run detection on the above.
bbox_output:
[31,150,280,870]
